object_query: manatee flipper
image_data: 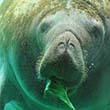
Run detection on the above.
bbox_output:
[4,101,24,110]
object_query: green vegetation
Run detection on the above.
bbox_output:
[44,80,76,110]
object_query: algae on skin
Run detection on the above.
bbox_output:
[44,79,76,110]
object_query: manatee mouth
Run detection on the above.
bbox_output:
[38,52,82,88]
[49,75,80,89]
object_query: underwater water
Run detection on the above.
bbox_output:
[0,0,3,5]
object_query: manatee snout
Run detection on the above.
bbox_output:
[37,31,87,88]
[56,31,76,55]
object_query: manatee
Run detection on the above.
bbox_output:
[0,0,110,110]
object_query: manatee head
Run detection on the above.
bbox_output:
[31,8,104,90]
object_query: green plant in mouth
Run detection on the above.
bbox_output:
[44,79,76,110]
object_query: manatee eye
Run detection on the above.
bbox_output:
[40,22,50,33]
[91,25,103,39]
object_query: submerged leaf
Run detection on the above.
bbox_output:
[44,80,76,110]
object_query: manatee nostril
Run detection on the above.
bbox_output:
[58,41,75,52]
[69,43,75,49]
[58,42,65,49]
